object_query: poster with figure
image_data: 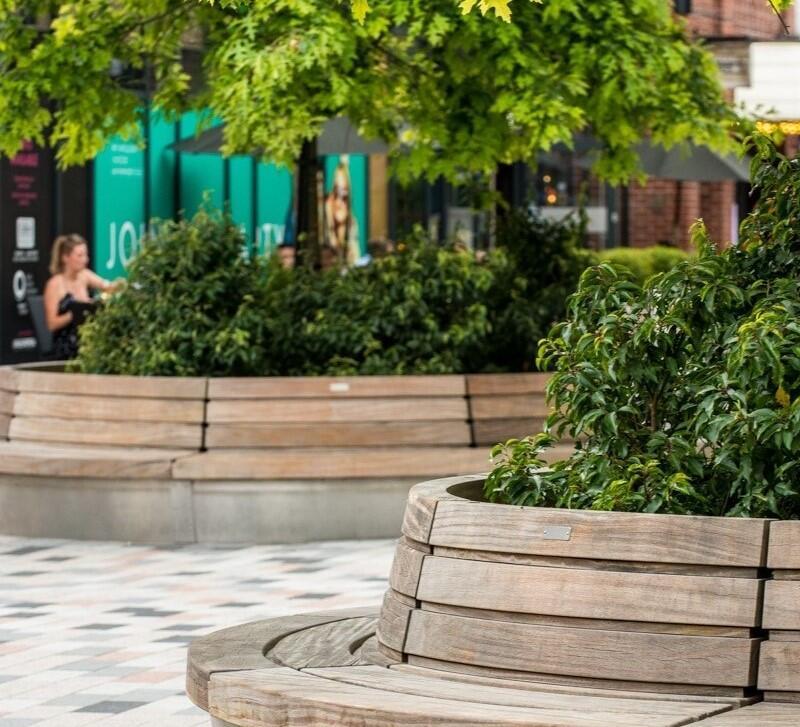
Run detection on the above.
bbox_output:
[0,141,53,363]
[323,155,367,266]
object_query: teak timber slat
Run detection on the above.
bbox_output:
[0,389,14,414]
[689,703,800,725]
[764,692,800,703]
[9,416,203,450]
[466,373,550,396]
[0,414,9,439]
[402,655,749,699]
[306,665,732,720]
[401,476,485,543]
[429,499,769,566]
[357,636,402,667]
[416,556,762,627]
[472,418,548,446]
[430,545,760,578]
[390,663,752,704]
[0,366,17,392]
[768,631,800,642]
[206,420,471,448]
[186,607,376,710]
[0,441,190,479]
[376,590,413,654]
[403,610,758,687]
[266,617,377,670]
[173,447,491,480]
[763,581,800,630]
[15,370,206,399]
[768,521,800,569]
[389,541,426,598]
[14,392,205,424]
[759,641,800,693]
[209,375,466,399]
[207,397,468,424]
[470,395,550,419]
[419,601,752,638]
[208,667,719,727]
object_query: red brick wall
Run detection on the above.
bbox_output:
[684,0,786,39]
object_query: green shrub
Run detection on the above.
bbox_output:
[485,139,800,519]
[72,208,269,376]
[74,210,591,376]
[598,246,690,286]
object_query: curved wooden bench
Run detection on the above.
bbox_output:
[0,367,572,543]
[187,475,800,726]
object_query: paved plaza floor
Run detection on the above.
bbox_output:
[0,534,395,726]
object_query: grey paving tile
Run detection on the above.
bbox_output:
[2,546,53,556]
[77,700,148,713]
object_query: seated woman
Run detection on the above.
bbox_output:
[43,234,116,360]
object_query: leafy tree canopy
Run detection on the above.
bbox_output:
[1,0,745,182]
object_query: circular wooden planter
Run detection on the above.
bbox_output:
[0,365,571,544]
[378,475,772,697]
[186,476,800,726]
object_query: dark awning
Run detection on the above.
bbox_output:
[170,117,388,157]
[634,142,751,182]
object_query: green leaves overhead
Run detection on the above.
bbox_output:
[486,139,800,520]
[2,0,736,182]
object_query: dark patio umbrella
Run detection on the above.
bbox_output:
[171,117,388,156]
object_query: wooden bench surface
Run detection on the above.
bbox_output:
[188,609,790,727]
[0,441,192,479]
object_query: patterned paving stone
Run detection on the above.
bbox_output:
[0,534,393,725]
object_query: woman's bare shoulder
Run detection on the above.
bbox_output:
[44,274,63,293]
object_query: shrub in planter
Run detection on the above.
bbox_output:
[486,139,800,519]
[73,209,269,376]
[598,246,690,286]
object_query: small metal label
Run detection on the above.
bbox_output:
[329,382,350,393]
[541,526,572,541]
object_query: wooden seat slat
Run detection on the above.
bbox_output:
[209,375,466,399]
[206,421,471,448]
[691,702,800,725]
[0,441,191,479]
[0,389,14,415]
[472,418,548,445]
[187,607,376,711]
[466,373,550,396]
[207,397,468,424]
[403,609,759,687]
[427,499,769,567]
[14,370,207,399]
[767,522,800,569]
[759,642,800,693]
[471,395,550,419]
[0,414,9,439]
[9,416,203,449]
[389,663,751,705]
[415,556,763,627]
[763,581,800,630]
[306,665,733,719]
[266,617,377,669]
[14,392,205,423]
[173,447,492,480]
[209,666,721,727]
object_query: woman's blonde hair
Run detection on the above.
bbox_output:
[49,234,88,275]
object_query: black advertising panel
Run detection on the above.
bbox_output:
[0,141,53,363]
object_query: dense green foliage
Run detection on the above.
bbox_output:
[72,210,269,376]
[1,1,736,182]
[598,246,690,287]
[73,209,589,376]
[486,140,800,520]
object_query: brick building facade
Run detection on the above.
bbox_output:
[626,1,790,248]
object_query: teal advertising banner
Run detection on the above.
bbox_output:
[255,163,293,257]
[93,135,146,280]
[178,112,223,217]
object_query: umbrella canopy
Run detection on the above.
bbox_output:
[171,117,388,156]
[635,142,751,182]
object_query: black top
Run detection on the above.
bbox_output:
[53,294,96,360]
